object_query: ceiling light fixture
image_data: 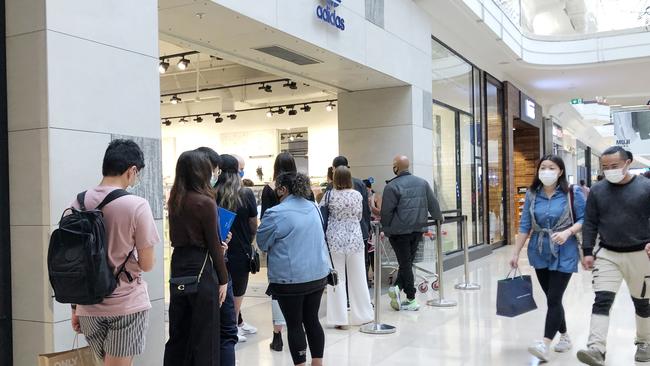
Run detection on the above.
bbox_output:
[277,107,285,114]
[300,104,311,112]
[194,116,203,123]
[170,95,182,104]
[283,81,298,90]
[177,56,190,70]
[266,109,273,118]
[296,133,303,138]
[159,60,170,74]
[228,114,237,120]
[326,102,336,112]
[288,106,297,116]
[258,84,273,93]
[289,135,295,142]
[179,117,188,124]
[162,119,172,126]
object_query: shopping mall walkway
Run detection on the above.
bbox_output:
[168,246,640,365]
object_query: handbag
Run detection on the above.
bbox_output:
[314,201,338,288]
[249,246,261,274]
[496,269,538,317]
[169,251,209,296]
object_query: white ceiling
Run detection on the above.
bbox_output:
[416,0,650,108]
[158,0,406,93]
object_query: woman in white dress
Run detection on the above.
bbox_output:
[321,166,373,328]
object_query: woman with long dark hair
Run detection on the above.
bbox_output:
[509,154,586,362]
[164,150,228,365]
[260,152,296,351]
[257,172,330,366]
[215,154,259,342]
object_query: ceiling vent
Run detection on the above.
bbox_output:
[253,46,322,66]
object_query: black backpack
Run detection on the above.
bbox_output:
[48,189,133,305]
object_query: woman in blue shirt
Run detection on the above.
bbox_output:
[510,154,586,362]
[257,172,330,366]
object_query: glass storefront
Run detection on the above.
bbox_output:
[485,76,506,245]
[431,37,502,252]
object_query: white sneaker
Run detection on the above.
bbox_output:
[528,341,550,362]
[388,285,401,311]
[237,329,248,343]
[238,322,258,335]
[554,333,572,353]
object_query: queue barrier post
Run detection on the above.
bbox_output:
[455,215,481,291]
[426,219,457,308]
[360,222,397,334]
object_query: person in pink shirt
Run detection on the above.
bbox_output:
[70,139,160,366]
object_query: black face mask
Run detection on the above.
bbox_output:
[393,166,399,175]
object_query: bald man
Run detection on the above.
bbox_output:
[381,155,442,311]
[233,154,245,178]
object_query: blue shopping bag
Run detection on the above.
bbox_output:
[496,269,537,317]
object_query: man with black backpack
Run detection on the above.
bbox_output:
[59,139,159,365]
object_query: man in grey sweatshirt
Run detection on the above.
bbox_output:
[577,146,650,366]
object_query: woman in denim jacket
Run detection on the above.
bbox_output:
[510,154,586,362]
[257,172,330,366]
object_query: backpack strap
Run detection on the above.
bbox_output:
[76,191,87,211]
[97,189,131,210]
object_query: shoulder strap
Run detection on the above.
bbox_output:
[76,191,87,211]
[97,189,131,210]
[314,203,335,271]
[568,185,576,224]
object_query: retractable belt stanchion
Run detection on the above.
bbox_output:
[360,222,396,334]
[427,219,457,307]
[455,215,481,290]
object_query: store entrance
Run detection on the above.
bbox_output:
[513,119,541,230]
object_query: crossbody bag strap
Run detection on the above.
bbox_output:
[314,203,335,270]
[196,251,210,284]
[568,185,576,224]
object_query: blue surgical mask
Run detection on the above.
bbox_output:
[239,170,245,178]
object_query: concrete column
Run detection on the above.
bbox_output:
[6,1,162,365]
[338,85,433,192]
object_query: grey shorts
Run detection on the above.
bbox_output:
[79,310,149,359]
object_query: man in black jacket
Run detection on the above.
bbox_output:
[577,146,650,365]
[381,155,442,311]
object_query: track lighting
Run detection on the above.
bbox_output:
[159,60,170,74]
[289,135,295,142]
[215,117,223,123]
[277,107,285,114]
[288,107,297,116]
[266,109,273,118]
[258,84,272,93]
[170,95,181,104]
[283,81,298,90]
[179,117,188,124]
[194,116,203,123]
[326,102,335,112]
[228,114,237,120]
[162,119,172,126]
[296,133,303,138]
[300,104,311,112]
[177,56,190,70]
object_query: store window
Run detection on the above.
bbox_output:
[431,39,472,114]
[486,76,505,245]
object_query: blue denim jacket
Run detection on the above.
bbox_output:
[257,195,330,284]
[519,185,586,273]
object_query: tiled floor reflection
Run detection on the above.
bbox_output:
[169,246,646,365]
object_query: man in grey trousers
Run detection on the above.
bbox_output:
[381,155,442,311]
[577,146,650,366]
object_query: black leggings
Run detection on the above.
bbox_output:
[535,268,572,340]
[276,288,325,365]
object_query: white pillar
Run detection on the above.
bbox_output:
[6,1,163,365]
[338,86,433,192]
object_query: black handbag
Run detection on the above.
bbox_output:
[169,252,209,296]
[249,247,261,274]
[314,201,338,288]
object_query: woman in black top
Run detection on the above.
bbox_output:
[164,150,228,366]
[215,154,259,342]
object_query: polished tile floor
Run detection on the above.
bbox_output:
[227,246,646,365]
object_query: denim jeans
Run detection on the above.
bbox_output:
[220,278,238,366]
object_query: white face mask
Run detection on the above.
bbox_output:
[604,168,625,184]
[538,170,558,187]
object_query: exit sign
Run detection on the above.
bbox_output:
[571,98,583,104]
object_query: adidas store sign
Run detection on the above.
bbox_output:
[316,0,345,31]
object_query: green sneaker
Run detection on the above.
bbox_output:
[388,285,401,311]
[401,299,420,311]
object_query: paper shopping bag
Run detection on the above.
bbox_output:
[38,346,101,366]
[496,270,538,317]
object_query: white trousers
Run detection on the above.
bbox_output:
[327,250,374,326]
